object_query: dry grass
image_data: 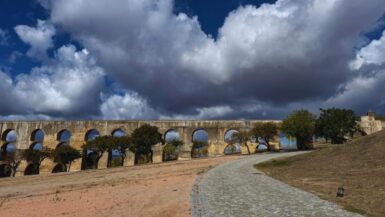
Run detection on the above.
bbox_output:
[255,131,385,217]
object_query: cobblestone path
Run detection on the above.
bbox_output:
[192,152,361,217]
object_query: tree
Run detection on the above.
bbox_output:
[191,141,208,158]
[251,122,278,151]
[52,145,81,172]
[281,109,316,150]
[82,136,111,169]
[109,136,132,167]
[131,124,164,164]
[1,149,22,177]
[315,108,357,144]
[22,147,52,175]
[163,139,184,161]
[232,130,251,154]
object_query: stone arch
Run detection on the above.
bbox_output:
[1,129,17,142]
[192,129,209,142]
[224,129,240,143]
[85,129,100,141]
[56,142,69,148]
[30,129,45,142]
[112,129,126,137]
[82,129,101,170]
[25,142,44,176]
[224,129,242,155]
[1,143,17,177]
[0,164,12,177]
[57,129,71,143]
[1,143,17,158]
[191,129,209,158]
[24,163,39,176]
[164,129,181,142]
[256,137,269,152]
[52,163,67,173]
[110,129,126,167]
[29,142,43,150]
[162,129,181,162]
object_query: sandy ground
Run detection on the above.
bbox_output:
[0,155,243,217]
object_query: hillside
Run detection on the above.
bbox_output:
[256,131,385,217]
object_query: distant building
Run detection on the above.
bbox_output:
[359,110,385,135]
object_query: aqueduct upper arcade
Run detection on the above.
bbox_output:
[0,120,281,176]
[0,114,382,177]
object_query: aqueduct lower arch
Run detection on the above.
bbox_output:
[0,117,378,177]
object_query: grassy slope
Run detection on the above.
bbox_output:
[256,131,385,217]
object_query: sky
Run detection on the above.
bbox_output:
[0,0,385,120]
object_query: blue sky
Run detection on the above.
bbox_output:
[0,0,385,120]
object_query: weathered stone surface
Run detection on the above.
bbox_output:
[0,116,378,175]
[0,120,281,174]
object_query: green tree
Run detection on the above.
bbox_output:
[1,149,22,177]
[251,122,278,151]
[163,139,184,161]
[52,145,81,172]
[131,124,164,164]
[191,141,208,158]
[109,136,132,167]
[281,109,316,150]
[315,108,357,144]
[22,147,52,175]
[82,136,111,169]
[232,130,251,154]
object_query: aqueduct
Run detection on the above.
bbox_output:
[0,112,383,177]
[0,120,281,176]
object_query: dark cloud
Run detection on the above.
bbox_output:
[1,0,385,120]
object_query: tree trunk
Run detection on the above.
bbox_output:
[67,162,72,172]
[244,142,251,155]
[265,138,272,152]
[107,151,112,168]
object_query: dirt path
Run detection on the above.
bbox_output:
[0,155,243,217]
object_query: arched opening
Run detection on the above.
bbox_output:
[52,131,72,173]
[31,129,44,142]
[1,142,17,178]
[1,143,17,163]
[279,133,297,150]
[30,142,43,151]
[1,129,17,142]
[57,129,71,143]
[85,129,100,141]
[52,163,67,173]
[224,129,242,155]
[191,129,209,158]
[256,138,269,152]
[163,129,181,162]
[24,163,39,176]
[110,129,126,167]
[0,164,12,177]
[82,129,101,170]
[25,143,45,175]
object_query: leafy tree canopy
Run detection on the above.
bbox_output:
[232,130,251,154]
[131,124,164,155]
[251,122,278,151]
[52,145,81,166]
[315,108,357,144]
[23,147,52,165]
[281,109,316,150]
